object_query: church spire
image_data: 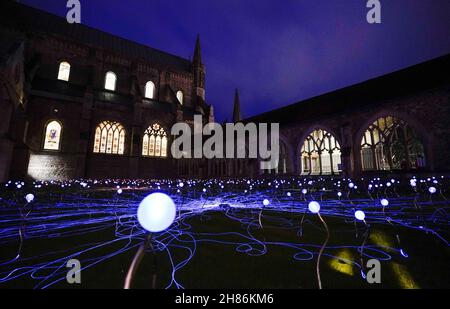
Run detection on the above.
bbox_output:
[233,88,241,123]
[193,34,202,66]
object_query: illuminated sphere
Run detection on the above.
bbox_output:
[348,182,355,189]
[381,199,389,207]
[263,199,270,206]
[337,192,342,197]
[287,192,291,197]
[25,193,35,203]
[428,187,437,194]
[355,210,366,221]
[302,189,307,194]
[137,193,176,233]
[308,201,320,214]
[117,189,123,194]
[178,182,184,188]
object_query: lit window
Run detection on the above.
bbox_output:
[105,72,117,91]
[361,116,425,171]
[93,121,125,155]
[57,62,71,82]
[43,120,62,150]
[176,90,183,105]
[301,129,341,175]
[142,124,168,157]
[145,81,155,99]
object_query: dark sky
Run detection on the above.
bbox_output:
[20,0,450,122]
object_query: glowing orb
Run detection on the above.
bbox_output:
[337,192,342,197]
[302,189,307,194]
[263,199,270,206]
[381,199,389,207]
[308,201,320,214]
[348,182,355,189]
[117,189,123,194]
[355,210,366,221]
[287,192,291,197]
[25,194,35,203]
[178,182,184,188]
[137,193,176,233]
[428,187,437,194]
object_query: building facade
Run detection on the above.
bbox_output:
[1,2,449,182]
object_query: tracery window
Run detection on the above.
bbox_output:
[142,123,168,157]
[361,116,426,171]
[145,81,155,99]
[301,129,341,175]
[93,121,125,155]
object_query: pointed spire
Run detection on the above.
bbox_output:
[193,34,202,66]
[233,88,241,123]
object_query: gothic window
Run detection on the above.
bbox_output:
[142,124,168,158]
[105,71,117,91]
[361,116,426,171]
[57,62,71,82]
[301,129,341,175]
[43,120,62,151]
[93,121,125,155]
[145,81,155,99]
[176,90,184,105]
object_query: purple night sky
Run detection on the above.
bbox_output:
[20,0,450,122]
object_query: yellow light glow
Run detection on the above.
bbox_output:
[391,263,420,289]
[329,249,355,276]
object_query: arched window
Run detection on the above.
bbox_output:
[43,120,62,150]
[361,116,425,171]
[176,90,183,105]
[104,71,117,91]
[57,62,71,82]
[301,129,341,175]
[142,124,168,158]
[145,81,155,99]
[93,121,125,155]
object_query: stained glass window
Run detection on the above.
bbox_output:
[43,120,62,150]
[93,121,125,155]
[142,124,168,157]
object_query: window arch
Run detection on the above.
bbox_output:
[104,71,117,91]
[145,81,155,99]
[57,61,71,82]
[301,129,341,175]
[361,116,426,171]
[142,124,168,157]
[43,120,62,150]
[93,121,125,155]
[176,90,184,105]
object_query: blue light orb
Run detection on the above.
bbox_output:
[137,193,176,233]
[302,189,307,195]
[428,187,437,194]
[355,210,366,221]
[117,189,123,195]
[337,192,342,197]
[381,199,389,207]
[263,199,270,206]
[308,201,320,214]
[287,192,291,197]
[25,193,35,203]
[348,182,355,189]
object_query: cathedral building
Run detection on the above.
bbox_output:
[0,1,449,182]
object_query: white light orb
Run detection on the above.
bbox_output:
[302,189,307,194]
[137,193,176,233]
[381,199,389,207]
[25,193,35,203]
[337,192,342,197]
[355,210,366,221]
[263,199,270,206]
[287,192,291,197]
[178,182,184,188]
[117,189,123,195]
[428,187,437,194]
[308,201,320,214]
[348,182,355,189]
